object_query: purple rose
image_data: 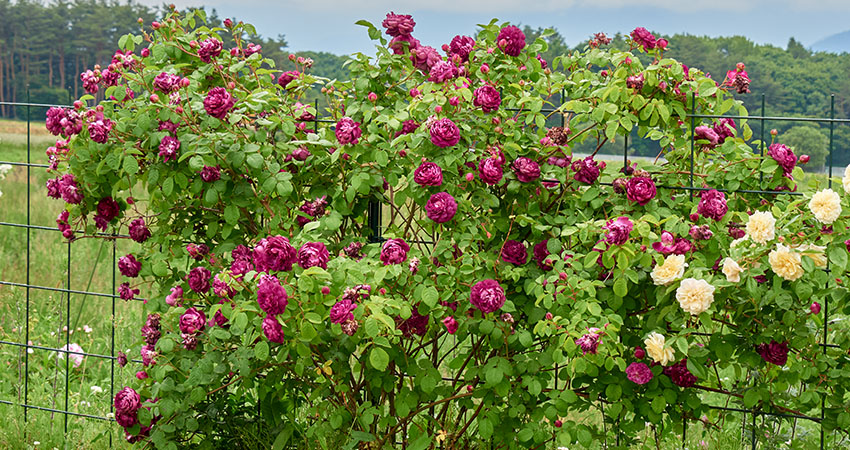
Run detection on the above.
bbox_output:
[158,136,180,162]
[767,143,796,178]
[501,240,528,265]
[605,217,633,246]
[428,60,457,83]
[158,120,179,134]
[442,316,459,334]
[297,196,328,226]
[470,279,506,315]
[390,35,420,55]
[253,235,297,272]
[330,299,357,324]
[713,118,736,142]
[277,70,299,88]
[425,192,458,223]
[478,157,504,185]
[118,283,139,301]
[626,362,653,385]
[262,315,285,343]
[652,231,692,255]
[689,225,713,241]
[382,12,415,37]
[114,386,142,413]
[153,72,180,92]
[399,120,419,136]
[186,243,209,260]
[88,117,112,143]
[411,46,441,73]
[297,242,330,270]
[186,267,211,293]
[429,118,460,148]
[116,410,138,428]
[449,35,475,61]
[96,196,120,223]
[118,254,141,278]
[533,240,552,270]
[572,157,600,184]
[203,87,235,119]
[179,307,207,335]
[473,86,501,113]
[512,157,540,183]
[181,332,198,350]
[630,27,657,50]
[536,54,548,69]
[694,126,719,147]
[343,241,364,260]
[497,25,526,57]
[697,189,728,221]
[117,351,128,367]
[58,174,83,204]
[198,38,223,63]
[626,177,656,205]
[396,308,429,337]
[200,165,221,182]
[165,286,183,307]
[757,340,789,366]
[257,274,288,316]
[663,359,697,387]
[380,239,410,265]
[413,162,443,187]
[46,107,67,135]
[335,117,362,145]
[575,331,601,355]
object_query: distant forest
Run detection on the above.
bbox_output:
[2,0,849,166]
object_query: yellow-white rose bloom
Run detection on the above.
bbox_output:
[644,332,675,366]
[651,254,687,286]
[792,244,827,268]
[844,164,850,193]
[722,258,743,283]
[809,189,841,225]
[769,243,804,281]
[746,211,776,244]
[675,278,716,315]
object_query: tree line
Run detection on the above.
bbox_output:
[2,1,848,167]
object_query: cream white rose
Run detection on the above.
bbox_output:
[651,254,687,286]
[746,211,776,244]
[722,258,743,283]
[675,278,715,315]
[644,332,675,366]
[769,243,804,281]
[809,189,841,225]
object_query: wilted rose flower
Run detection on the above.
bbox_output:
[697,189,728,221]
[663,359,697,387]
[200,165,220,182]
[297,242,330,270]
[626,74,644,90]
[546,126,570,146]
[757,340,789,366]
[429,118,460,148]
[572,157,600,184]
[533,240,552,270]
[497,25,526,56]
[470,279,506,314]
[414,162,443,186]
[625,177,656,205]
[165,286,183,307]
[652,231,692,255]
[256,274,288,316]
[512,157,540,182]
[253,236,297,272]
[117,351,128,367]
[262,315,285,343]
[198,38,222,62]
[605,217,633,245]
[157,135,180,162]
[118,282,139,301]
[425,192,458,223]
[473,86,501,113]
[478,157,504,185]
[501,240,528,265]
[335,117,362,145]
[575,330,601,355]
[203,87,235,119]
[380,239,410,265]
[178,307,206,334]
[396,308,429,337]
[689,225,713,241]
[118,254,141,278]
[767,143,796,178]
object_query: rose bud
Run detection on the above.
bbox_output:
[435,105,442,113]
[770,129,778,136]
[811,302,821,315]
[150,94,159,103]
[466,385,473,392]
[141,48,150,57]
[189,40,198,48]
[289,53,296,61]
[554,420,563,428]
[799,155,810,164]
[480,63,490,74]
[73,100,83,110]
[151,21,160,29]
[224,18,233,28]
[368,92,378,102]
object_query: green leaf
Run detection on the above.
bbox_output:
[254,341,270,361]
[743,389,760,408]
[829,246,848,270]
[369,347,389,371]
[613,277,628,297]
[123,156,139,175]
[224,205,239,225]
[246,153,264,169]
[272,427,294,450]
[651,395,666,413]
[422,286,439,307]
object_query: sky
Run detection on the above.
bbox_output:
[138,0,850,55]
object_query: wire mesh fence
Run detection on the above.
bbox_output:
[0,89,847,448]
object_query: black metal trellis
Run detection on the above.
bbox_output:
[0,90,847,449]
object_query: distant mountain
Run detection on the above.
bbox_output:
[812,30,850,54]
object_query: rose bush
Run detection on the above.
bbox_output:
[43,9,850,449]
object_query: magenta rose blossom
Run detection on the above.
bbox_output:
[381,12,415,37]
[713,118,736,142]
[428,60,457,83]
[697,189,728,221]
[186,266,211,293]
[380,239,410,265]
[116,410,138,428]
[512,157,540,183]
[179,307,206,334]
[663,359,697,388]
[114,386,142,413]
[694,126,719,147]
[297,242,330,269]
[478,157,504,185]
[501,240,528,265]
[442,316,458,334]
[630,27,657,50]
[413,162,443,186]
[425,192,458,223]
[757,340,789,366]
[277,70,299,88]
[153,72,180,92]
[605,217,633,245]
[330,299,357,324]
[449,35,475,61]
[652,231,692,255]
[262,314,285,343]
[200,165,220,182]
[335,117,362,145]
[625,177,656,205]
[497,25,526,56]
[430,118,460,148]
[203,87,235,119]
[118,254,141,278]
[253,235,297,272]
[572,157,600,184]
[411,45,441,72]
[575,331,601,354]
[158,135,180,162]
[767,143,796,178]
[88,117,112,143]
[390,35,421,54]
[626,362,653,385]
[198,38,223,62]
[128,218,151,243]
[45,107,67,135]
[256,274,289,316]
[396,308,429,337]
[470,279,506,314]
[533,240,552,270]
[473,86,501,113]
